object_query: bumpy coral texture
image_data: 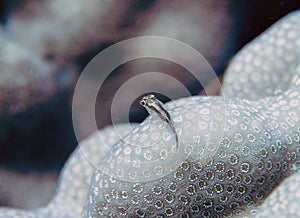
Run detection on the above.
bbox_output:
[0,10,299,218]
[0,124,135,217]
[83,11,300,217]
[254,170,300,218]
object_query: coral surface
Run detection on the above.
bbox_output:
[0,10,299,218]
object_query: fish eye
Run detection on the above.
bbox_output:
[140,100,146,106]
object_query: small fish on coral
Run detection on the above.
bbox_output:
[83,11,300,217]
[0,8,299,218]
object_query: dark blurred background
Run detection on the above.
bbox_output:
[0,0,299,209]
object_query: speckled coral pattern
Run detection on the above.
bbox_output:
[82,11,300,218]
[222,10,300,100]
[0,10,300,218]
[0,124,135,217]
[83,86,300,217]
[38,124,135,217]
[254,170,300,218]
